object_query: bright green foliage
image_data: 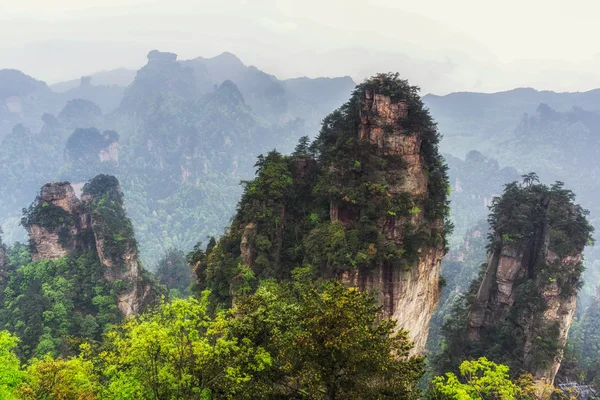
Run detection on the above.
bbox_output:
[0,175,164,361]
[18,351,100,400]
[230,277,425,399]
[0,253,121,359]
[99,294,272,399]
[0,277,424,399]
[430,358,535,400]
[0,331,24,399]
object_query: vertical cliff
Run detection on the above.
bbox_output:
[24,182,89,261]
[191,73,451,354]
[22,175,156,317]
[334,77,449,352]
[437,177,593,387]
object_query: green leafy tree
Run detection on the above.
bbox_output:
[430,358,537,400]
[18,351,100,400]
[99,294,272,399]
[292,135,311,157]
[230,277,425,399]
[0,331,25,399]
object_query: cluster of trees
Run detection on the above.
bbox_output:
[191,73,451,308]
[0,272,431,399]
[431,175,594,381]
[0,263,551,399]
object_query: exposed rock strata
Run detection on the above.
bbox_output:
[467,200,587,387]
[338,85,445,354]
[24,179,150,317]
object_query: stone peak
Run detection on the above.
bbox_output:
[147,50,178,63]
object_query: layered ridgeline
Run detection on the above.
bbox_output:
[190,73,451,352]
[0,51,355,266]
[423,88,600,157]
[435,176,593,387]
[0,175,162,359]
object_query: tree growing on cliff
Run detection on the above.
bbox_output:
[432,176,594,379]
[0,277,425,399]
[191,73,451,310]
[230,276,425,399]
[429,358,538,400]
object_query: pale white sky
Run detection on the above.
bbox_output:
[1,0,599,94]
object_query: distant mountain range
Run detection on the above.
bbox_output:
[0,50,355,265]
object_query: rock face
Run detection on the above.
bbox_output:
[467,242,581,386]
[26,183,87,260]
[340,83,447,353]
[343,248,444,353]
[23,176,151,317]
[465,184,591,387]
[192,74,449,355]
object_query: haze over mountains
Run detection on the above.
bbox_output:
[6,47,600,273]
[6,0,600,94]
[0,49,355,266]
[5,1,600,396]
[4,46,600,398]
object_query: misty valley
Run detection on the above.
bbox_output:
[2,44,600,400]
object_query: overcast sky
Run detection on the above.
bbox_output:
[2,0,600,94]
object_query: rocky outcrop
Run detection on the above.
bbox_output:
[468,241,582,386]
[337,78,448,354]
[240,223,257,269]
[65,128,119,165]
[194,74,449,354]
[343,246,445,352]
[465,185,591,387]
[98,140,119,164]
[23,176,152,317]
[25,182,87,260]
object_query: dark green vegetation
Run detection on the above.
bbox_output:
[426,219,489,357]
[155,248,193,298]
[432,176,594,378]
[190,73,451,307]
[5,49,600,397]
[425,90,600,391]
[0,175,164,361]
[0,72,456,400]
[0,278,426,400]
[559,296,600,389]
[0,51,355,265]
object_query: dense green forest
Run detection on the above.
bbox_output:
[190,73,451,309]
[4,47,600,399]
[0,51,355,266]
